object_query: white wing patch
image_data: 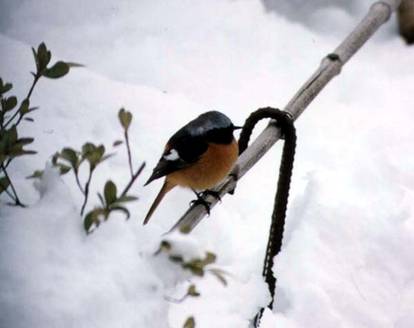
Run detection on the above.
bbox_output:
[163,148,180,161]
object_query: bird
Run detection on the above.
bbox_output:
[143,111,241,225]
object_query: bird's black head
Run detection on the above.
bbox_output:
[189,111,241,144]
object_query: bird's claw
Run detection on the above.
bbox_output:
[228,172,239,195]
[202,190,221,202]
[190,198,211,214]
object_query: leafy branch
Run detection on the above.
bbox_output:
[83,162,145,234]
[155,240,228,285]
[183,316,195,328]
[29,109,146,234]
[155,234,227,328]
[0,42,80,206]
[118,108,134,178]
[164,284,201,304]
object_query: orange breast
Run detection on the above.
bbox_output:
[167,139,238,190]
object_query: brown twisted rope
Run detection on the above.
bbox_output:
[238,107,296,326]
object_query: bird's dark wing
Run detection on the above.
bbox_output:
[144,132,208,185]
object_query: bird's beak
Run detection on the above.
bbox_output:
[144,176,155,186]
[232,125,243,130]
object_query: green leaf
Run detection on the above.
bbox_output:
[208,268,228,286]
[43,61,69,79]
[0,176,10,194]
[2,126,18,145]
[81,142,96,155]
[51,152,59,165]
[27,106,39,113]
[202,252,217,266]
[183,260,204,277]
[179,225,192,234]
[0,81,13,95]
[83,208,105,233]
[100,153,114,162]
[3,96,18,112]
[118,108,132,131]
[183,316,195,328]
[3,83,13,94]
[0,126,18,156]
[60,147,79,169]
[110,206,130,220]
[159,240,171,252]
[8,149,37,158]
[26,170,44,179]
[169,255,184,264]
[104,180,117,205]
[47,51,51,65]
[37,42,50,71]
[10,126,18,144]
[66,62,84,68]
[19,99,30,115]
[113,140,123,147]
[81,143,106,169]
[23,150,37,155]
[32,47,39,72]
[187,284,200,297]
[84,210,99,233]
[115,195,138,203]
[56,164,71,175]
[16,138,34,146]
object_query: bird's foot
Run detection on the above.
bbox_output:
[201,189,221,202]
[190,197,212,214]
[228,172,239,195]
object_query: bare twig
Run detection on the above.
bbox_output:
[170,0,402,233]
[26,75,40,100]
[124,131,134,178]
[80,168,93,215]
[121,162,146,197]
[74,170,85,195]
[1,164,25,207]
[3,184,16,200]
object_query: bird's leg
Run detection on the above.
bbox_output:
[228,170,239,195]
[201,190,221,202]
[190,189,212,214]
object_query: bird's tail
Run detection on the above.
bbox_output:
[143,179,175,225]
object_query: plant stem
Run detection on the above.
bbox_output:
[164,294,189,304]
[80,167,93,215]
[3,158,12,169]
[0,97,4,129]
[74,169,85,195]
[120,162,145,197]
[124,131,134,178]
[4,185,16,201]
[4,74,40,128]
[26,75,40,99]
[1,164,25,207]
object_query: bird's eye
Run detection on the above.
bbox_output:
[163,149,180,161]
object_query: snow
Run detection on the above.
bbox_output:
[1,0,414,327]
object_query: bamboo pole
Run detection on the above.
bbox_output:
[169,0,402,233]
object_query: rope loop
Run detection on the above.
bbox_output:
[238,107,297,326]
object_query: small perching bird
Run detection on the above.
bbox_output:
[143,111,240,225]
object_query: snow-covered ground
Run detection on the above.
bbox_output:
[1,0,413,327]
